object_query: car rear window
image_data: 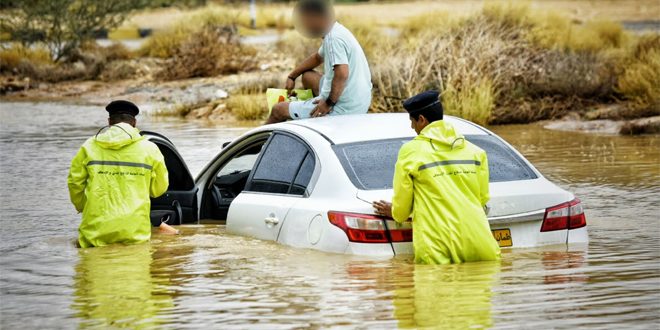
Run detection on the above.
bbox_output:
[333,135,537,190]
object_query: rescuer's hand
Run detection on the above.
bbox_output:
[373,200,393,218]
[159,222,180,235]
[285,75,296,93]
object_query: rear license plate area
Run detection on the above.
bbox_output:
[492,228,512,247]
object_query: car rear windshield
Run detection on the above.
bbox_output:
[332,135,538,190]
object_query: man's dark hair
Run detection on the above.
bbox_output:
[295,0,332,17]
[410,108,443,123]
[109,113,136,125]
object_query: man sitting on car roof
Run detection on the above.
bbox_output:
[373,91,501,265]
[266,0,372,123]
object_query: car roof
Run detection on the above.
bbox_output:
[279,113,489,144]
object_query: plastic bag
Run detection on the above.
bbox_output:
[266,88,314,115]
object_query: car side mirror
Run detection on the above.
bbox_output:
[222,141,231,148]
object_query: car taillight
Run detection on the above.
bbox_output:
[385,219,414,242]
[328,211,413,243]
[541,198,586,232]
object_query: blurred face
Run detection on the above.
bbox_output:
[296,12,331,38]
[409,115,429,135]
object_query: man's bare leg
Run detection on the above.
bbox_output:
[301,70,322,96]
[266,101,291,124]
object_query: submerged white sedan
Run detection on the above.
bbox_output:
[145,113,588,256]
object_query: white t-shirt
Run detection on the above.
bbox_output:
[318,22,372,115]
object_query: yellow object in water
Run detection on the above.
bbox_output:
[266,88,314,114]
[391,120,501,264]
[67,123,169,248]
[394,261,500,329]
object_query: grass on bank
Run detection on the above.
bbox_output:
[226,93,268,121]
[368,2,659,124]
[0,44,52,69]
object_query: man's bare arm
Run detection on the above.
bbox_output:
[328,64,348,103]
[310,64,349,117]
[289,52,323,79]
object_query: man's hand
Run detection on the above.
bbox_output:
[310,98,333,118]
[285,76,296,93]
[373,200,393,218]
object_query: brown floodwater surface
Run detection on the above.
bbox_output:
[1,102,658,329]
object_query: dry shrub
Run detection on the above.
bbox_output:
[522,51,616,99]
[0,44,53,71]
[1,42,142,83]
[371,9,530,123]
[140,24,193,58]
[226,93,268,121]
[616,35,660,112]
[158,25,258,80]
[443,78,495,125]
[102,43,134,61]
[370,2,633,124]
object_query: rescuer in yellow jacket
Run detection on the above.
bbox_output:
[373,91,500,264]
[67,100,169,248]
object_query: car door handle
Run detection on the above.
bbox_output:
[264,216,280,225]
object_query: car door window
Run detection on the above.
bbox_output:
[154,141,194,191]
[217,153,259,177]
[290,152,315,195]
[248,133,315,195]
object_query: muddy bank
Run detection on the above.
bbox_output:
[544,115,660,135]
[0,65,287,121]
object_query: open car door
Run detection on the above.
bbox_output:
[141,131,199,225]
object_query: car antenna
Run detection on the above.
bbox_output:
[355,192,373,205]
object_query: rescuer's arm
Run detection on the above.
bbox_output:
[67,147,88,213]
[478,152,490,207]
[391,147,415,223]
[150,150,169,198]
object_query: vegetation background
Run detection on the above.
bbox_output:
[0,0,658,130]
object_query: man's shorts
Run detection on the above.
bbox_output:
[289,96,322,120]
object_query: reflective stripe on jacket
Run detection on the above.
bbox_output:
[67,123,169,248]
[391,120,501,264]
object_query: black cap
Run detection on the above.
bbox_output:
[106,100,139,117]
[403,90,443,117]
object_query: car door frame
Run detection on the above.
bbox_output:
[141,131,199,224]
[196,131,274,221]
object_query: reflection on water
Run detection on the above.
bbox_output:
[393,262,498,329]
[1,102,659,328]
[73,244,172,328]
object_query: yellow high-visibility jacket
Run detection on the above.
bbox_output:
[391,120,501,264]
[67,123,168,248]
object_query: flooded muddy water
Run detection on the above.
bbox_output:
[1,102,658,329]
